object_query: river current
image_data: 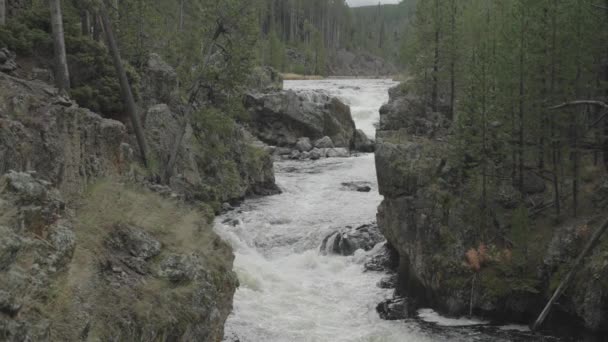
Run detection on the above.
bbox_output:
[215,79,546,342]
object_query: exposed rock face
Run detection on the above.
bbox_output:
[244,90,356,148]
[143,103,280,202]
[320,223,384,256]
[0,73,132,199]
[0,48,17,73]
[374,83,608,333]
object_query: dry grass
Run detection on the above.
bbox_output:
[46,179,234,340]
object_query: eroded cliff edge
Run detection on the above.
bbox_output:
[375,84,608,334]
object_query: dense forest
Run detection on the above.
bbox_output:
[257,0,416,75]
[402,0,608,221]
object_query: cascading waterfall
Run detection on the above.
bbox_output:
[215,79,537,342]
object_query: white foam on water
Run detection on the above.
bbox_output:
[215,79,544,342]
[417,309,489,327]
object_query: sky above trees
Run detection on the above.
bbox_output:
[346,0,400,7]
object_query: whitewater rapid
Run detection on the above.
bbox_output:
[215,79,536,342]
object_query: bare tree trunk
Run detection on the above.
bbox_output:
[49,0,70,92]
[93,13,102,41]
[449,0,456,120]
[431,0,440,112]
[604,0,608,170]
[550,0,561,216]
[179,0,184,32]
[81,10,91,36]
[100,1,148,167]
[532,217,608,331]
[518,18,525,199]
[572,111,579,217]
[0,0,6,26]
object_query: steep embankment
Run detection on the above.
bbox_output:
[0,54,278,340]
[375,84,608,334]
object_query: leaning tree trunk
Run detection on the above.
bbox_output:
[100,1,148,167]
[49,0,70,91]
[0,0,6,26]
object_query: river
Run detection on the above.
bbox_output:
[216,79,545,342]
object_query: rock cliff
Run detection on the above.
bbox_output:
[375,83,608,334]
[0,53,279,340]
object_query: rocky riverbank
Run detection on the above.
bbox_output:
[244,85,375,161]
[374,83,608,335]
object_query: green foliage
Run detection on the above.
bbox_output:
[510,205,530,265]
[0,4,52,55]
[268,31,285,71]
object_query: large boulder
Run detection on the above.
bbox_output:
[244,90,356,148]
[320,223,384,256]
[295,137,313,152]
[376,297,415,320]
[353,129,374,152]
[314,136,335,148]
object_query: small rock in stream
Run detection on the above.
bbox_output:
[376,297,415,320]
[341,181,372,192]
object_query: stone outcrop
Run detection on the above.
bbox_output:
[0,173,237,341]
[244,90,356,149]
[143,103,279,203]
[0,72,132,199]
[0,48,17,73]
[374,83,608,333]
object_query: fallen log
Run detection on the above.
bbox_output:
[531,216,608,331]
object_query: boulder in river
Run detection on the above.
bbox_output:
[314,136,335,149]
[296,137,313,152]
[320,223,384,256]
[376,297,415,320]
[310,148,323,160]
[326,147,350,158]
[244,90,355,148]
[353,129,374,152]
[364,243,399,272]
[341,181,372,192]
